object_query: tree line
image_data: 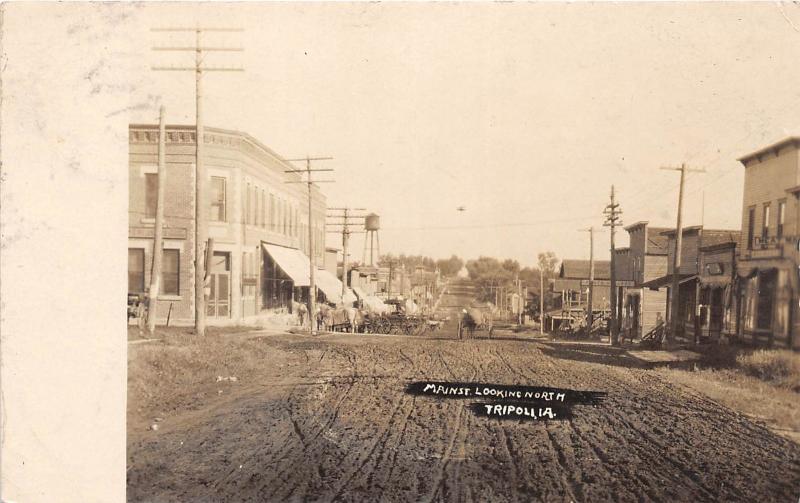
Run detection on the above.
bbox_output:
[465,252,559,315]
[374,253,466,277]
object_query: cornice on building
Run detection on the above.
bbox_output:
[738,136,800,167]
[129,123,326,202]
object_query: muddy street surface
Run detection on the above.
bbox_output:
[128,281,800,502]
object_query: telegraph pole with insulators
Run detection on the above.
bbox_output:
[660,163,705,345]
[151,26,244,336]
[327,207,367,299]
[579,227,598,330]
[284,156,334,334]
[603,185,623,346]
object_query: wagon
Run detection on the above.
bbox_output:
[458,307,493,339]
[359,300,428,335]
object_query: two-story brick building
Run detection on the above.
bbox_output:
[128,124,333,327]
[736,137,800,349]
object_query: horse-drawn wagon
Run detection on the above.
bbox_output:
[458,307,493,339]
[357,299,425,335]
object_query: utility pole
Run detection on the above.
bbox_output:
[579,227,597,330]
[539,270,544,335]
[147,105,167,334]
[661,163,705,345]
[284,157,335,334]
[326,207,366,300]
[603,185,623,346]
[387,260,395,300]
[400,263,406,299]
[152,26,244,336]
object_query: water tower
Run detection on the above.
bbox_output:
[362,213,380,266]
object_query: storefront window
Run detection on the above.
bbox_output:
[756,270,776,330]
[743,275,757,331]
[128,248,145,293]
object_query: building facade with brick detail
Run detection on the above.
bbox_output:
[128,124,327,327]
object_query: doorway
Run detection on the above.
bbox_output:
[207,252,231,318]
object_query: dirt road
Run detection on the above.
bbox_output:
[128,281,800,502]
[127,335,800,502]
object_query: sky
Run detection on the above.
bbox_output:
[124,2,800,268]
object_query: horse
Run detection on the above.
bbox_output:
[328,306,363,333]
[459,308,493,339]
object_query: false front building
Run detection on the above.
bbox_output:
[128,124,342,327]
[736,137,800,349]
[612,222,671,339]
[641,226,740,343]
[553,259,612,312]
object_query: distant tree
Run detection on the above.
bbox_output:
[379,253,438,272]
[465,256,516,303]
[436,255,464,277]
[537,251,560,313]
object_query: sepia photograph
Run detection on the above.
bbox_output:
[2,1,800,502]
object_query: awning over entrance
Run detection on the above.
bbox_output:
[262,243,357,304]
[262,243,310,286]
[316,269,357,304]
[641,273,696,291]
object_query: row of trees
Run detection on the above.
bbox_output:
[376,253,465,277]
[361,251,561,315]
[465,252,559,315]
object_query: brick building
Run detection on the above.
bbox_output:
[736,137,800,349]
[128,124,331,326]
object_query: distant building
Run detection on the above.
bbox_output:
[128,124,334,326]
[613,222,671,339]
[324,247,339,276]
[736,137,800,349]
[553,259,612,311]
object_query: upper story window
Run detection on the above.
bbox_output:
[210,176,226,222]
[269,194,276,231]
[145,173,158,219]
[245,183,251,225]
[747,206,756,250]
[761,203,771,242]
[261,189,266,229]
[283,200,288,235]
[777,200,786,240]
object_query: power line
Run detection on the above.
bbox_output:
[325,207,367,298]
[380,214,597,232]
